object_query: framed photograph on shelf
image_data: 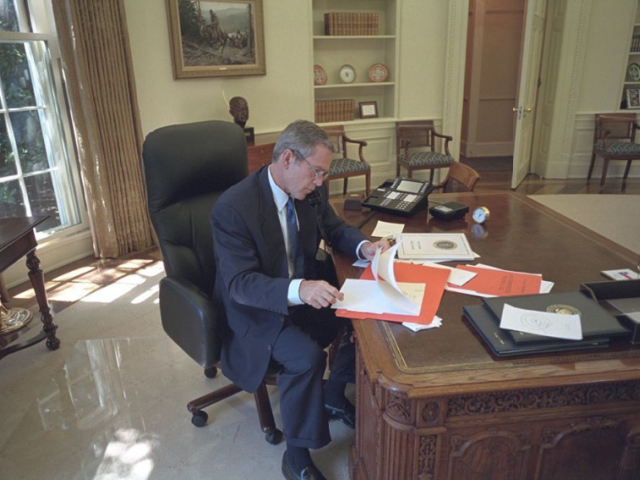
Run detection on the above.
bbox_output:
[359,101,378,119]
[166,0,266,79]
[627,88,640,109]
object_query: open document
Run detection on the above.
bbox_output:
[333,243,424,315]
[334,244,450,325]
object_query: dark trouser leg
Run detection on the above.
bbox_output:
[271,321,330,449]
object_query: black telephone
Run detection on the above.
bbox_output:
[362,177,434,217]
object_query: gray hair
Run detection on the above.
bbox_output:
[272,119,334,163]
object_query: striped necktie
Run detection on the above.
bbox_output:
[286,197,304,278]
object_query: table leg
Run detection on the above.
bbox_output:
[26,250,60,350]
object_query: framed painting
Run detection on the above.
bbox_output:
[166,0,266,79]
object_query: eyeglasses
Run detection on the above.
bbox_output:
[290,149,329,180]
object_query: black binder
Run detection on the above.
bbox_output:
[463,304,609,357]
[482,291,629,344]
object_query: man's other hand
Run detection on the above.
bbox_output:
[299,280,344,309]
[359,239,391,261]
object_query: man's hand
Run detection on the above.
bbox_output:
[359,239,391,261]
[299,280,344,309]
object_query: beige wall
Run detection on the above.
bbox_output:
[124,0,449,139]
[577,0,635,113]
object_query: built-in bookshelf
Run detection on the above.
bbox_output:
[311,0,399,124]
[621,1,640,109]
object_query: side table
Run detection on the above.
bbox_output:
[0,216,60,360]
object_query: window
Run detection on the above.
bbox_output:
[0,0,83,235]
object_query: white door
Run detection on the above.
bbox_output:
[512,0,548,189]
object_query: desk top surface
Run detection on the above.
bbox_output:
[0,216,48,252]
[331,192,640,396]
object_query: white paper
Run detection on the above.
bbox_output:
[333,279,424,315]
[397,233,475,261]
[371,221,405,238]
[422,261,477,286]
[499,304,583,340]
[352,259,369,268]
[334,242,425,316]
[403,316,442,332]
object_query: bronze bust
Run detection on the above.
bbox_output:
[229,96,249,128]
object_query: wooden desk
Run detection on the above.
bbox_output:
[0,216,59,360]
[331,192,640,480]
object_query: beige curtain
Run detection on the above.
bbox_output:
[52,0,154,258]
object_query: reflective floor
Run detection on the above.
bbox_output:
[0,258,353,480]
[0,336,354,480]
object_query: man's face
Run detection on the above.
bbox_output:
[284,145,331,201]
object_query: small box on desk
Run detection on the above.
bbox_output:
[581,279,640,345]
[429,202,469,221]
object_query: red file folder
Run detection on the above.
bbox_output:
[336,262,449,325]
[454,265,542,297]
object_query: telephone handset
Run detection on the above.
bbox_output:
[362,177,434,217]
[307,189,330,247]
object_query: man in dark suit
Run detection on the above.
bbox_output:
[211,120,389,480]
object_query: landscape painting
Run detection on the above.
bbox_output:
[167,0,266,78]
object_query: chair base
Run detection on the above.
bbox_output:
[187,364,283,445]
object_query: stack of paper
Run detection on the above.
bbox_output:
[333,243,450,326]
[446,264,554,297]
[396,233,476,262]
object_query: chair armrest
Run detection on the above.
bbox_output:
[432,131,453,156]
[342,133,368,148]
[159,276,223,369]
[342,134,368,162]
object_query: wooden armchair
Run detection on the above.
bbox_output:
[588,113,640,185]
[323,125,371,196]
[433,161,480,193]
[396,120,455,182]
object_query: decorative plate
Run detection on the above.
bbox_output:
[339,64,357,84]
[629,62,640,82]
[314,65,327,86]
[368,63,389,83]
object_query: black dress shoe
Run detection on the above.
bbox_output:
[324,400,356,429]
[282,452,327,480]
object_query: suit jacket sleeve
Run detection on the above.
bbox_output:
[211,202,290,316]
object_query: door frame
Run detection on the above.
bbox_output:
[443,0,593,180]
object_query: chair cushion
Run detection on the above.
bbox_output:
[400,151,454,167]
[595,140,640,155]
[329,158,370,175]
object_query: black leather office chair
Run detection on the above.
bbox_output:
[142,120,282,444]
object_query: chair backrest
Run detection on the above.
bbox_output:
[396,120,436,154]
[322,125,348,158]
[142,120,248,296]
[595,113,637,142]
[441,162,480,193]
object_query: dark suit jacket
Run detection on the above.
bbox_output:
[210,166,367,393]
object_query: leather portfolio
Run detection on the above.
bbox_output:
[463,304,610,357]
[482,291,629,344]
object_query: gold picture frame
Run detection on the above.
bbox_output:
[166,0,266,79]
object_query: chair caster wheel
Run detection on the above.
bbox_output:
[265,428,283,445]
[191,410,208,427]
[204,367,217,378]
